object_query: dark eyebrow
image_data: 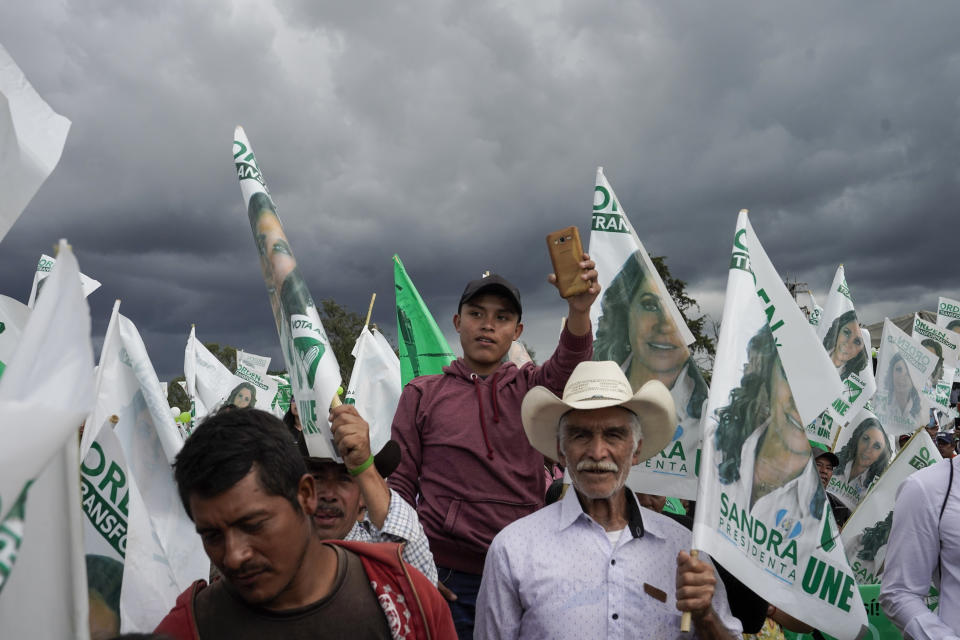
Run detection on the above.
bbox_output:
[196,509,271,535]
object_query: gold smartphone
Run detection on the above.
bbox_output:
[546,226,589,298]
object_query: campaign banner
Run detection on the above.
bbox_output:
[0,241,94,524]
[345,326,401,455]
[840,430,938,589]
[589,167,707,500]
[913,313,960,366]
[234,127,341,459]
[0,44,71,245]
[26,253,101,308]
[0,296,29,385]
[936,296,960,332]
[693,211,865,638]
[806,266,876,448]
[234,350,280,416]
[269,373,293,414]
[393,254,456,386]
[81,424,179,634]
[237,349,271,376]
[872,319,938,436]
[826,409,895,511]
[805,290,822,328]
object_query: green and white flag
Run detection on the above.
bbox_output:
[394,254,455,386]
[693,211,865,639]
[589,167,706,500]
[936,296,960,331]
[0,241,93,638]
[234,349,280,416]
[234,127,341,459]
[0,44,71,244]
[841,430,938,586]
[872,319,937,436]
[346,325,401,455]
[26,253,101,309]
[806,291,823,328]
[79,301,200,633]
[185,328,276,420]
[827,408,895,511]
[806,266,876,448]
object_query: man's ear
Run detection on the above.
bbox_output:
[631,439,643,467]
[298,473,317,516]
[556,441,566,468]
[453,314,462,333]
[512,321,524,341]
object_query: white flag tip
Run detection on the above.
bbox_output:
[739,208,749,215]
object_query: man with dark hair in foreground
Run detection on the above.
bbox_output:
[154,408,454,640]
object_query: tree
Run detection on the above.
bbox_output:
[651,255,716,378]
[319,298,366,385]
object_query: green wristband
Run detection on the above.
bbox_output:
[348,454,375,477]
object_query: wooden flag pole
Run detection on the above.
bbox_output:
[364,293,377,329]
[680,549,699,632]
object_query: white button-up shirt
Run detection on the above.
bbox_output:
[475,488,742,639]
[880,456,960,640]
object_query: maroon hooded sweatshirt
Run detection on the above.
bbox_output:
[388,326,592,574]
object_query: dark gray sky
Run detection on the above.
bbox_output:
[2,1,958,381]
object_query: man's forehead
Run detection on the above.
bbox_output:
[191,471,279,526]
[463,294,518,314]
[563,407,635,429]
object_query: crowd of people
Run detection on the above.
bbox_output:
[89,250,958,640]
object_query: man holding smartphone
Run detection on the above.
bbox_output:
[388,250,599,639]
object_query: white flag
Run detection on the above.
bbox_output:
[0,240,94,522]
[26,253,101,309]
[841,430,939,586]
[234,126,341,459]
[0,44,71,244]
[589,167,706,500]
[237,349,271,376]
[0,241,93,638]
[872,319,938,437]
[346,326,401,455]
[0,443,89,639]
[114,314,206,593]
[806,266,877,447]
[0,295,29,380]
[693,211,865,638]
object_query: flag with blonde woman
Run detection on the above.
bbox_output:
[589,167,706,500]
[693,211,866,639]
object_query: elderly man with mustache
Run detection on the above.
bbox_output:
[303,404,438,586]
[475,362,741,639]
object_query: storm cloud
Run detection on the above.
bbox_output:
[1,0,958,379]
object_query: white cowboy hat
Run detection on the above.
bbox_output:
[522,361,675,463]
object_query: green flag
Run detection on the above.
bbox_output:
[394,254,455,386]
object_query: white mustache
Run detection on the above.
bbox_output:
[576,460,619,473]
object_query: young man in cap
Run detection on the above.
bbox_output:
[475,361,741,639]
[155,408,454,640]
[936,432,957,459]
[389,258,599,638]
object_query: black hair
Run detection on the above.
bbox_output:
[857,511,893,562]
[822,310,868,381]
[225,381,258,408]
[920,338,944,386]
[594,250,707,417]
[947,319,960,331]
[173,408,306,520]
[715,325,778,484]
[835,416,892,486]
